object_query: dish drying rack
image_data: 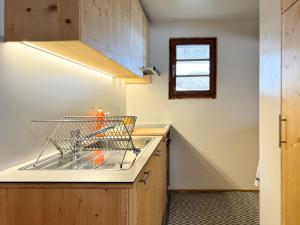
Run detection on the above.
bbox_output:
[27,116,139,170]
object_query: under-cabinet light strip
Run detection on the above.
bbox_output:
[22,41,116,78]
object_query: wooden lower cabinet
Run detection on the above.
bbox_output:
[0,141,168,225]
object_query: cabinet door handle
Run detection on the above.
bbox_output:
[154,150,161,157]
[163,138,171,146]
[139,171,151,184]
[279,114,287,148]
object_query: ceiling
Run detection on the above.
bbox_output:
[140,0,259,22]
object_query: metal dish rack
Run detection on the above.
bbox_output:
[21,116,140,170]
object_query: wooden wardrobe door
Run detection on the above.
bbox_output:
[282,1,300,224]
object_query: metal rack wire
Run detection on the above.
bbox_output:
[24,116,139,170]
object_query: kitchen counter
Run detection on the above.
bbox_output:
[133,124,171,136]
[0,136,163,183]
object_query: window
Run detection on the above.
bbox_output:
[169,38,217,99]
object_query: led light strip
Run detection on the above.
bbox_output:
[22,41,116,78]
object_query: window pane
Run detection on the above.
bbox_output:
[176,45,210,60]
[176,61,210,76]
[176,77,210,91]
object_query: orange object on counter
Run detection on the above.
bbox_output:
[95,108,105,130]
[94,150,105,164]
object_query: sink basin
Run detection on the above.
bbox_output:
[20,137,154,171]
[132,137,153,149]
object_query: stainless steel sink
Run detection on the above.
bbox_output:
[132,137,153,149]
[20,137,154,171]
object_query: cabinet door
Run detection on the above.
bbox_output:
[80,0,114,59]
[130,0,144,77]
[0,187,128,225]
[5,0,79,41]
[112,0,131,69]
[143,13,150,68]
[153,141,168,224]
[281,1,300,224]
[130,157,156,225]
[282,0,298,12]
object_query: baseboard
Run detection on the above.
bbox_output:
[168,189,259,193]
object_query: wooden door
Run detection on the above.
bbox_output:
[281,1,300,224]
[282,0,298,12]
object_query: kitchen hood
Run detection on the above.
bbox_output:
[142,66,161,76]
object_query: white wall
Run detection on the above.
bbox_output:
[259,0,281,224]
[127,20,259,190]
[0,42,127,170]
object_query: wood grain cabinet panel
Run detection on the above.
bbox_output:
[0,188,128,225]
[129,156,156,225]
[5,0,79,41]
[112,0,132,69]
[282,0,298,12]
[153,141,168,225]
[143,13,150,68]
[130,0,145,77]
[129,141,168,225]
[80,0,115,60]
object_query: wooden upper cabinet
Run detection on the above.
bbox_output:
[4,0,150,80]
[282,0,298,12]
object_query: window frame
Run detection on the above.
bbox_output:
[169,37,217,99]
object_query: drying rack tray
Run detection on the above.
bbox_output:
[29,116,138,169]
[31,116,137,152]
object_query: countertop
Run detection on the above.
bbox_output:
[0,124,171,183]
[0,136,163,183]
[133,124,171,136]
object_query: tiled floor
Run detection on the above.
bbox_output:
[167,192,259,225]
